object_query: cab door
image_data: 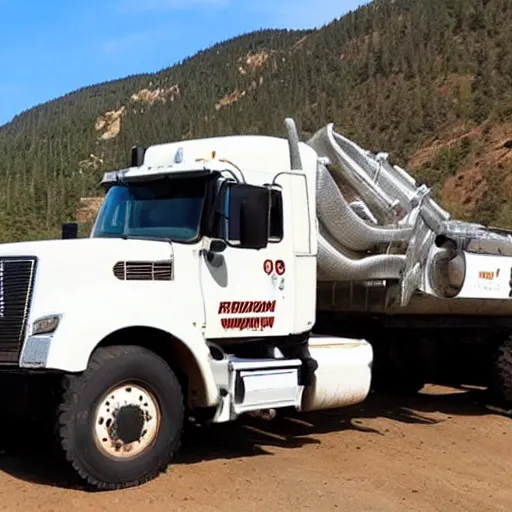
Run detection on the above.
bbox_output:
[200,179,295,341]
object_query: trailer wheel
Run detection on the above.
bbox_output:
[490,338,512,404]
[56,345,184,490]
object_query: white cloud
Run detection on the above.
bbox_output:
[115,0,229,14]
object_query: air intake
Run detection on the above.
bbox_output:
[113,261,173,281]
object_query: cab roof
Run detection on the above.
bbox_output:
[101,134,319,186]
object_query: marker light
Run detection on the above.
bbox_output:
[32,315,61,336]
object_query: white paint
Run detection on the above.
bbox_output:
[421,248,512,300]
[301,336,373,412]
[457,251,512,299]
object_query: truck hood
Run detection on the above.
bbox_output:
[0,237,174,261]
[0,237,177,323]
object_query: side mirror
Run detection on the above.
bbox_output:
[239,197,269,250]
[62,222,78,240]
[224,183,270,250]
[210,239,227,253]
[206,239,227,263]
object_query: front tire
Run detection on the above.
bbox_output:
[57,345,184,490]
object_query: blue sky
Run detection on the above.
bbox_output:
[0,0,368,126]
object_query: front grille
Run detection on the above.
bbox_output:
[113,260,173,281]
[0,257,37,363]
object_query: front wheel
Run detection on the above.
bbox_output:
[57,345,184,490]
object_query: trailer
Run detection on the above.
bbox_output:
[307,123,512,399]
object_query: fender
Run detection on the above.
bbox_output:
[21,307,220,408]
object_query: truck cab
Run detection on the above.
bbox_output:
[94,132,317,347]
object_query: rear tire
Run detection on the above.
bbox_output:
[490,338,512,404]
[56,345,184,490]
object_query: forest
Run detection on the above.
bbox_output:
[0,0,511,241]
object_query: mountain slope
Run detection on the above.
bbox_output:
[0,0,511,242]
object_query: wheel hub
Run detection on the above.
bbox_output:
[112,405,145,444]
[94,384,161,459]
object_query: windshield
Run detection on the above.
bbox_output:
[92,177,207,242]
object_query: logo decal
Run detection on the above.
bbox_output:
[275,260,286,276]
[218,300,276,332]
[218,301,276,315]
[263,259,273,275]
[221,317,275,331]
[478,271,495,281]
[476,268,502,293]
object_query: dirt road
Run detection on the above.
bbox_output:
[0,385,510,511]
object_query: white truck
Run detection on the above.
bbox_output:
[0,119,373,490]
[1,117,512,490]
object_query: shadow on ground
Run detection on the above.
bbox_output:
[0,386,508,490]
[177,385,509,465]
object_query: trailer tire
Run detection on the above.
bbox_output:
[490,338,512,404]
[56,345,184,490]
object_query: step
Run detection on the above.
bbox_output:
[210,356,304,422]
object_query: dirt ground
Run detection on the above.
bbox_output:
[0,385,510,512]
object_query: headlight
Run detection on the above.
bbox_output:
[32,315,61,336]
